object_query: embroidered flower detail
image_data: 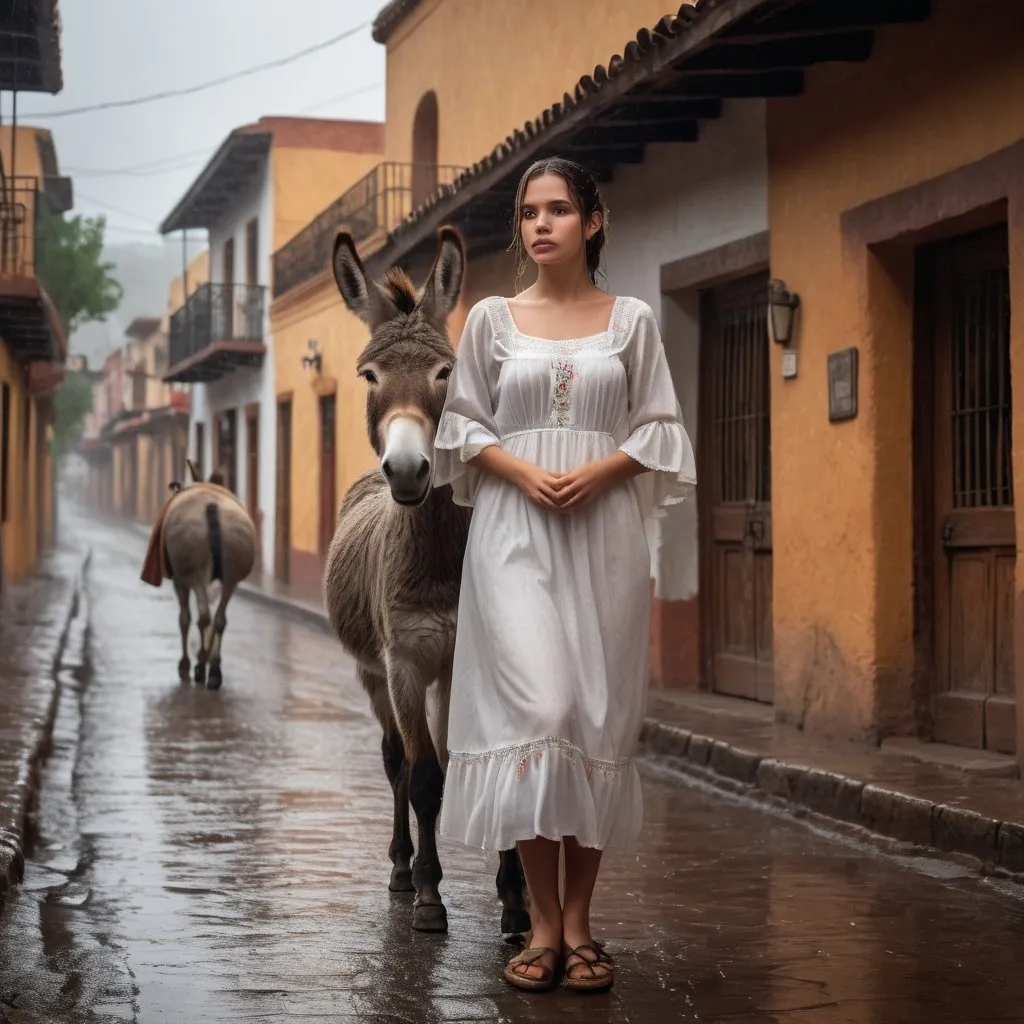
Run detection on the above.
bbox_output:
[550,359,579,427]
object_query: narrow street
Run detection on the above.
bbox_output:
[2,511,1024,1024]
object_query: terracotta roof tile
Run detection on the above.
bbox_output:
[372,0,424,44]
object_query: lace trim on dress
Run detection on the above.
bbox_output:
[491,295,640,356]
[448,737,634,782]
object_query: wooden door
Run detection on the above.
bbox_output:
[700,272,774,702]
[222,237,235,338]
[319,394,337,559]
[245,219,259,285]
[216,409,238,494]
[245,406,261,571]
[275,399,292,585]
[246,406,260,525]
[929,226,1015,754]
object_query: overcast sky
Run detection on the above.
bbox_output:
[7,0,386,245]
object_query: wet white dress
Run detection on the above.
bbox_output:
[433,295,696,852]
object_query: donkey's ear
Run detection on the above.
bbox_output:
[333,231,402,330]
[418,225,466,333]
[186,458,200,483]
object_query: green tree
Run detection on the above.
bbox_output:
[36,208,123,335]
[51,369,94,461]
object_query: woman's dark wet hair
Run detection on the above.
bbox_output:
[509,157,608,286]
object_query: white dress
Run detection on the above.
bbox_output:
[433,294,696,852]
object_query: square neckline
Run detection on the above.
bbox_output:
[501,295,624,344]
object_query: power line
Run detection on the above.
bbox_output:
[65,159,207,180]
[101,224,164,238]
[20,21,372,119]
[75,190,158,227]
[293,80,384,116]
[54,81,385,179]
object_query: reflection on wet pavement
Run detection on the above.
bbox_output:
[2,511,1024,1023]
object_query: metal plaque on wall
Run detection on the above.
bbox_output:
[828,347,858,422]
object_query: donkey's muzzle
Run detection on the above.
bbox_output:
[382,453,432,505]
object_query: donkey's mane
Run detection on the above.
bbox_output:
[381,267,419,315]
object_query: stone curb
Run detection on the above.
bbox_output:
[639,718,1024,879]
[0,547,92,907]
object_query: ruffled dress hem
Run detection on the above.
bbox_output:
[439,737,644,852]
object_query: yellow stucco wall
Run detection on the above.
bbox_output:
[766,0,1024,740]
[271,147,383,253]
[0,125,47,178]
[0,340,47,584]
[383,0,689,167]
[273,279,377,558]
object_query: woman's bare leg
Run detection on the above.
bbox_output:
[562,837,612,982]
[513,836,562,980]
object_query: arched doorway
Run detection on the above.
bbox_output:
[411,92,439,208]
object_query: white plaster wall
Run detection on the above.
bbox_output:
[186,161,278,578]
[601,98,768,602]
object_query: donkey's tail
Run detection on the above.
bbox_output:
[205,502,223,582]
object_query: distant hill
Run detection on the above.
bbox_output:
[70,235,207,369]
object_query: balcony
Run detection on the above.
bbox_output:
[163,282,267,384]
[0,176,66,363]
[272,161,465,299]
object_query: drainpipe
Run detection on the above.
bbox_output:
[10,90,16,183]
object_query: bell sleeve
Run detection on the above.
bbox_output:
[618,303,697,519]
[433,300,502,507]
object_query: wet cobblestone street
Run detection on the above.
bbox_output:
[2,511,1024,1022]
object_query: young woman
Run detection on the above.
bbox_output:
[433,157,696,993]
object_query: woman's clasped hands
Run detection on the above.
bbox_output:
[513,457,631,514]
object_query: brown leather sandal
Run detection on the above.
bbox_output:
[562,942,615,992]
[503,946,562,992]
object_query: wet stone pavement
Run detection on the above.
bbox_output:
[3,513,1024,1023]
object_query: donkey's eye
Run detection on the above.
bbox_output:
[360,369,379,385]
[435,366,452,382]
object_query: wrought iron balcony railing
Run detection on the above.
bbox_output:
[272,161,466,299]
[168,282,266,370]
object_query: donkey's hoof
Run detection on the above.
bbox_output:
[389,867,414,893]
[501,907,531,938]
[207,666,223,691]
[194,663,206,685]
[412,903,448,933]
[178,657,190,682]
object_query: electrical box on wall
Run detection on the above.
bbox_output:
[781,349,797,379]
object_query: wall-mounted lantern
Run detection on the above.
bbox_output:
[768,279,800,346]
[301,338,322,375]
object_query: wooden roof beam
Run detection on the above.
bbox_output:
[654,69,805,99]
[722,0,930,43]
[583,120,700,147]
[679,30,874,72]
[602,98,722,124]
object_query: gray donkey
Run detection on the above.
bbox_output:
[322,226,529,937]
[143,460,257,690]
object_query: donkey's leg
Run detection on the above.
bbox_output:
[362,668,414,893]
[205,581,235,691]
[174,581,191,681]
[497,848,531,940]
[386,655,447,933]
[193,583,211,685]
